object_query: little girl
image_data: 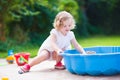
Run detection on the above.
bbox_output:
[18,11,86,74]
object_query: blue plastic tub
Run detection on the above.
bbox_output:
[62,46,120,76]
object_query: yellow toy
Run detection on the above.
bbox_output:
[1,77,9,80]
[6,56,14,64]
[6,49,14,64]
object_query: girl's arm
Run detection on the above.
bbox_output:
[49,33,63,53]
[71,37,86,54]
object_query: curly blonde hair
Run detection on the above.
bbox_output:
[53,11,76,30]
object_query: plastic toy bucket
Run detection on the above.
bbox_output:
[14,53,30,66]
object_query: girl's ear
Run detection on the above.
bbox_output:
[56,20,60,27]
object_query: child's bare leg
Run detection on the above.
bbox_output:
[18,50,50,74]
[52,51,63,62]
[54,51,65,70]
[29,50,50,67]
[56,54,63,63]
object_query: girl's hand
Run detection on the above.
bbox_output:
[82,50,87,54]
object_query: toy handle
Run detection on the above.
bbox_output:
[20,56,28,63]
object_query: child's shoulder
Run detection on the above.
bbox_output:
[51,28,56,32]
[50,29,58,35]
[69,30,74,35]
[50,28,57,33]
[67,31,75,38]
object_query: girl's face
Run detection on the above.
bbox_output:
[60,19,72,35]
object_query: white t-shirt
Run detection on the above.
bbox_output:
[38,29,75,54]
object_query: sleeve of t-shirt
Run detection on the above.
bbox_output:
[69,31,75,40]
[50,29,57,35]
